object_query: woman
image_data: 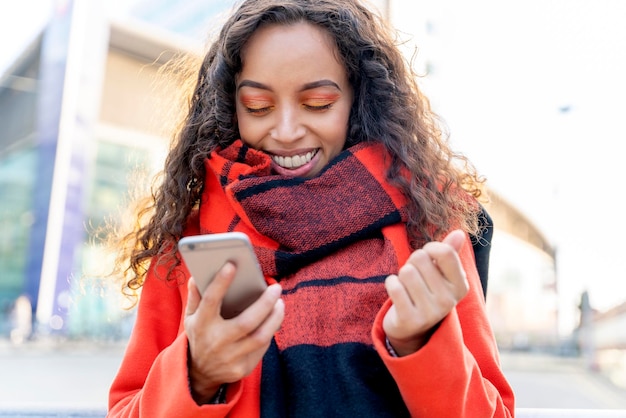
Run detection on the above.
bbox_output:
[107,0,515,416]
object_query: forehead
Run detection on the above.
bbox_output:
[239,22,343,72]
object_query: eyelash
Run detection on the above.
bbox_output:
[245,103,333,114]
[246,107,271,115]
[304,103,333,111]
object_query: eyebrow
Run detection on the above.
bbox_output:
[237,79,342,92]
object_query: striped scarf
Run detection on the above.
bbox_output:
[199,140,413,417]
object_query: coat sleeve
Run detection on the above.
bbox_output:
[107,261,245,418]
[371,233,516,417]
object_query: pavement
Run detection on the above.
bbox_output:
[0,339,124,415]
[500,350,626,410]
[2,338,626,416]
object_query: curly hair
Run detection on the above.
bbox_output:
[112,0,485,300]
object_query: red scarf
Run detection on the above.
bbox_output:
[198,140,414,416]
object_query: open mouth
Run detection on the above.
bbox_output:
[271,149,319,169]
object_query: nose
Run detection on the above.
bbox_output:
[269,107,306,143]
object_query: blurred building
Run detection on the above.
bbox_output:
[0,1,201,338]
[390,0,561,350]
[483,194,559,350]
[577,297,626,390]
[0,0,560,347]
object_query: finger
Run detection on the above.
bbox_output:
[199,261,237,312]
[384,272,434,340]
[227,291,285,358]
[385,270,428,312]
[405,249,441,293]
[247,298,285,345]
[442,229,466,252]
[383,275,407,336]
[422,240,463,279]
[385,274,409,307]
[422,241,468,298]
[407,249,449,295]
[185,277,201,316]
[230,284,283,337]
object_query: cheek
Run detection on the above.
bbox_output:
[324,110,350,148]
[235,111,261,145]
[319,128,347,156]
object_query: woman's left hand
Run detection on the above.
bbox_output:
[382,229,469,356]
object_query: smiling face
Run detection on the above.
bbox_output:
[235,22,353,178]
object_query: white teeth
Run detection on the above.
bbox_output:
[272,150,317,169]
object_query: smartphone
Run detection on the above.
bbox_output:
[178,232,267,319]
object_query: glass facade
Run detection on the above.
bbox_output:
[0,42,40,336]
[0,121,164,339]
[0,147,37,335]
[67,136,157,340]
[0,0,232,341]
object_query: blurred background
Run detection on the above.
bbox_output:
[1,0,625,413]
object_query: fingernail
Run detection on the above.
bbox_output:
[221,261,234,275]
[268,283,283,297]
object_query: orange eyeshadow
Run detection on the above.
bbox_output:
[240,95,272,107]
[304,93,340,102]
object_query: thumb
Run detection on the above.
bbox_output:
[185,276,201,316]
[442,229,466,253]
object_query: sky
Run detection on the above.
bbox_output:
[0,1,53,74]
[2,0,625,331]
[400,0,626,328]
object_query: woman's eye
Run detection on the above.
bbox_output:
[304,103,333,111]
[246,107,272,115]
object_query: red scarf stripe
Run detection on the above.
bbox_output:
[351,143,409,212]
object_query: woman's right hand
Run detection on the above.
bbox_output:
[184,262,284,404]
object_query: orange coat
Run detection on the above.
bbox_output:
[109,142,514,416]
[108,234,515,417]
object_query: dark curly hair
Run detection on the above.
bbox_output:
[112,0,484,300]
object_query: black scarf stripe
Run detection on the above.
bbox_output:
[280,274,388,295]
[261,342,410,417]
[272,210,403,278]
